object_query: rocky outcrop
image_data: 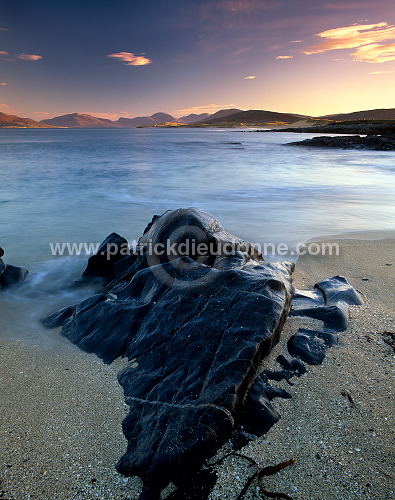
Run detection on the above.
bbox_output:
[287,135,395,151]
[42,209,364,499]
[0,248,29,289]
[257,120,395,136]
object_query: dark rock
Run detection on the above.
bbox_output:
[164,468,218,500]
[0,248,29,289]
[290,304,349,332]
[239,378,281,436]
[276,354,293,370]
[263,353,307,384]
[288,328,338,366]
[315,275,364,306]
[290,358,307,374]
[288,330,327,365]
[291,275,363,332]
[43,208,294,498]
[287,135,395,151]
[79,232,129,284]
[292,289,325,308]
[261,384,292,400]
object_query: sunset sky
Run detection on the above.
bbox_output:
[1,0,395,120]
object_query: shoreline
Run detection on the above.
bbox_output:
[1,231,394,499]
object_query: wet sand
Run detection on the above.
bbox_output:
[1,231,394,499]
[211,231,395,499]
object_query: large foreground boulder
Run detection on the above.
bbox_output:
[43,208,294,498]
[43,208,363,499]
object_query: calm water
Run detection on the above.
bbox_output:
[1,127,394,335]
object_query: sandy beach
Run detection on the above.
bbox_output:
[1,231,394,500]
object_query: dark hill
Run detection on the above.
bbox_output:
[200,109,310,125]
[320,108,395,121]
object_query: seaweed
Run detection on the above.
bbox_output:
[341,389,356,406]
[209,453,296,500]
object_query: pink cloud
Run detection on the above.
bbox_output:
[233,47,253,56]
[32,111,51,118]
[0,51,42,61]
[107,52,152,66]
[16,53,43,61]
[244,75,256,79]
[82,111,136,121]
[0,82,7,86]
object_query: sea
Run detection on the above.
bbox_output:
[1,127,394,340]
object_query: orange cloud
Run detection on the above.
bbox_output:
[276,55,293,59]
[244,75,256,79]
[0,50,9,55]
[369,70,394,74]
[352,42,395,63]
[16,53,42,61]
[303,22,395,63]
[0,82,7,86]
[175,103,236,115]
[107,52,152,66]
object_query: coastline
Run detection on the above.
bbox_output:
[1,231,394,499]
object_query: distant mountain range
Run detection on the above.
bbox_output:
[1,107,395,129]
[39,110,230,128]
